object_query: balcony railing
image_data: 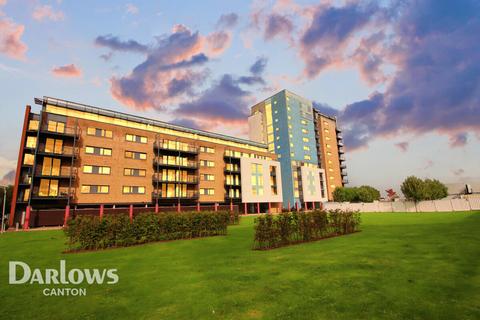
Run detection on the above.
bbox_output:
[224,166,240,173]
[37,144,79,157]
[339,155,346,161]
[340,163,347,169]
[341,170,348,177]
[40,124,80,137]
[152,190,199,199]
[154,139,198,154]
[337,141,344,147]
[224,150,241,158]
[342,178,349,184]
[225,181,241,187]
[31,187,74,199]
[337,134,343,140]
[35,167,78,179]
[225,194,242,200]
[338,147,345,154]
[152,174,198,184]
[153,157,198,169]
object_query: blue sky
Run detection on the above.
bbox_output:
[0,0,479,194]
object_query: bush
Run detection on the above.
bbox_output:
[401,176,448,201]
[333,186,380,203]
[253,210,361,250]
[65,211,230,251]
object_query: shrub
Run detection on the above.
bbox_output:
[401,176,448,201]
[333,186,380,203]
[253,210,361,250]
[424,179,448,200]
[65,211,230,251]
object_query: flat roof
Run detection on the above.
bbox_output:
[35,96,267,149]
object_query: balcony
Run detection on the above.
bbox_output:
[337,141,344,147]
[152,174,198,184]
[224,150,241,159]
[37,144,79,158]
[31,187,74,199]
[225,182,241,187]
[340,163,347,169]
[342,178,349,184]
[153,157,198,169]
[154,139,198,154]
[339,155,346,161]
[35,167,78,179]
[341,170,348,177]
[40,124,80,138]
[338,147,345,154]
[337,133,343,140]
[224,166,240,173]
[336,127,342,133]
[152,190,199,199]
[225,194,242,200]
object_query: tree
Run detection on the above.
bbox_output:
[357,185,381,202]
[333,186,380,203]
[424,179,448,200]
[401,176,426,202]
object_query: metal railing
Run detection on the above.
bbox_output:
[31,187,75,199]
[40,124,80,137]
[37,144,79,157]
[153,139,198,153]
[35,167,77,178]
[153,157,198,168]
[152,174,198,183]
[152,190,199,199]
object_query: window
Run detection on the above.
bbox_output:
[123,186,146,194]
[85,146,112,156]
[303,146,310,151]
[199,146,214,153]
[45,138,63,154]
[125,151,147,160]
[83,165,111,175]
[304,155,312,160]
[301,120,307,125]
[47,120,65,133]
[81,185,109,194]
[270,166,278,195]
[42,157,61,176]
[326,144,331,149]
[87,127,112,138]
[200,160,214,167]
[124,168,146,177]
[200,188,215,195]
[126,134,147,143]
[39,179,59,196]
[302,129,309,134]
[251,163,264,196]
[23,153,34,165]
[226,174,239,186]
[226,163,239,171]
[28,120,39,131]
[302,137,309,142]
[201,174,215,181]
[25,136,37,148]
[325,129,330,133]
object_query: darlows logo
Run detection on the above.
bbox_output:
[9,260,119,296]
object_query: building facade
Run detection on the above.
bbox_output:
[313,109,348,200]
[248,90,331,208]
[10,97,285,227]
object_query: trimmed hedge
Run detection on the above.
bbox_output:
[253,209,361,250]
[65,211,231,251]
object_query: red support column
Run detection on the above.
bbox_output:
[268,202,271,214]
[305,201,309,211]
[63,205,70,226]
[312,202,315,210]
[23,206,31,230]
[215,203,218,212]
[244,202,248,214]
[230,200,233,212]
[177,202,181,213]
[257,202,260,214]
[288,200,291,211]
[129,204,133,223]
[99,204,104,219]
[155,202,159,213]
[295,201,299,212]
[197,201,200,212]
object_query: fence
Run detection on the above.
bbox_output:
[324,198,480,212]
[25,204,239,228]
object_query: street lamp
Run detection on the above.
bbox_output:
[1,186,6,233]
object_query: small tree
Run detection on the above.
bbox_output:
[424,179,448,200]
[401,176,426,202]
[333,187,357,202]
[357,185,381,202]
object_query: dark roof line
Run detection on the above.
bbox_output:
[35,96,267,149]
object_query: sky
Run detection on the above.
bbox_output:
[0,0,479,194]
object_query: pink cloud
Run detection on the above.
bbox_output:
[32,5,65,22]
[51,64,82,77]
[0,17,27,60]
[395,141,409,152]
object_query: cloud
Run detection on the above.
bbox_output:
[170,118,202,130]
[0,16,27,60]
[249,56,267,75]
[125,3,139,15]
[216,13,239,29]
[395,142,409,152]
[449,133,468,148]
[32,5,65,21]
[100,52,113,61]
[94,34,148,53]
[313,101,339,118]
[51,64,82,77]
[109,21,236,110]
[453,168,465,176]
[0,170,15,186]
[265,14,294,40]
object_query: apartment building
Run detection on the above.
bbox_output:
[313,109,348,200]
[248,90,330,208]
[10,97,284,227]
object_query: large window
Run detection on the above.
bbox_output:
[39,179,59,196]
[124,168,146,177]
[125,151,147,160]
[251,163,264,196]
[47,120,65,133]
[81,185,109,194]
[126,134,147,143]
[28,120,39,131]
[85,146,112,156]
[83,165,111,175]
[25,136,37,148]
[123,186,146,194]
[23,153,34,165]
[87,127,112,138]
[45,138,63,154]
[270,166,278,195]
[226,174,239,186]
[42,157,61,176]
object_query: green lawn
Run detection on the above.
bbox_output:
[1,212,479,320]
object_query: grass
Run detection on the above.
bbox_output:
[1,212,479,320]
